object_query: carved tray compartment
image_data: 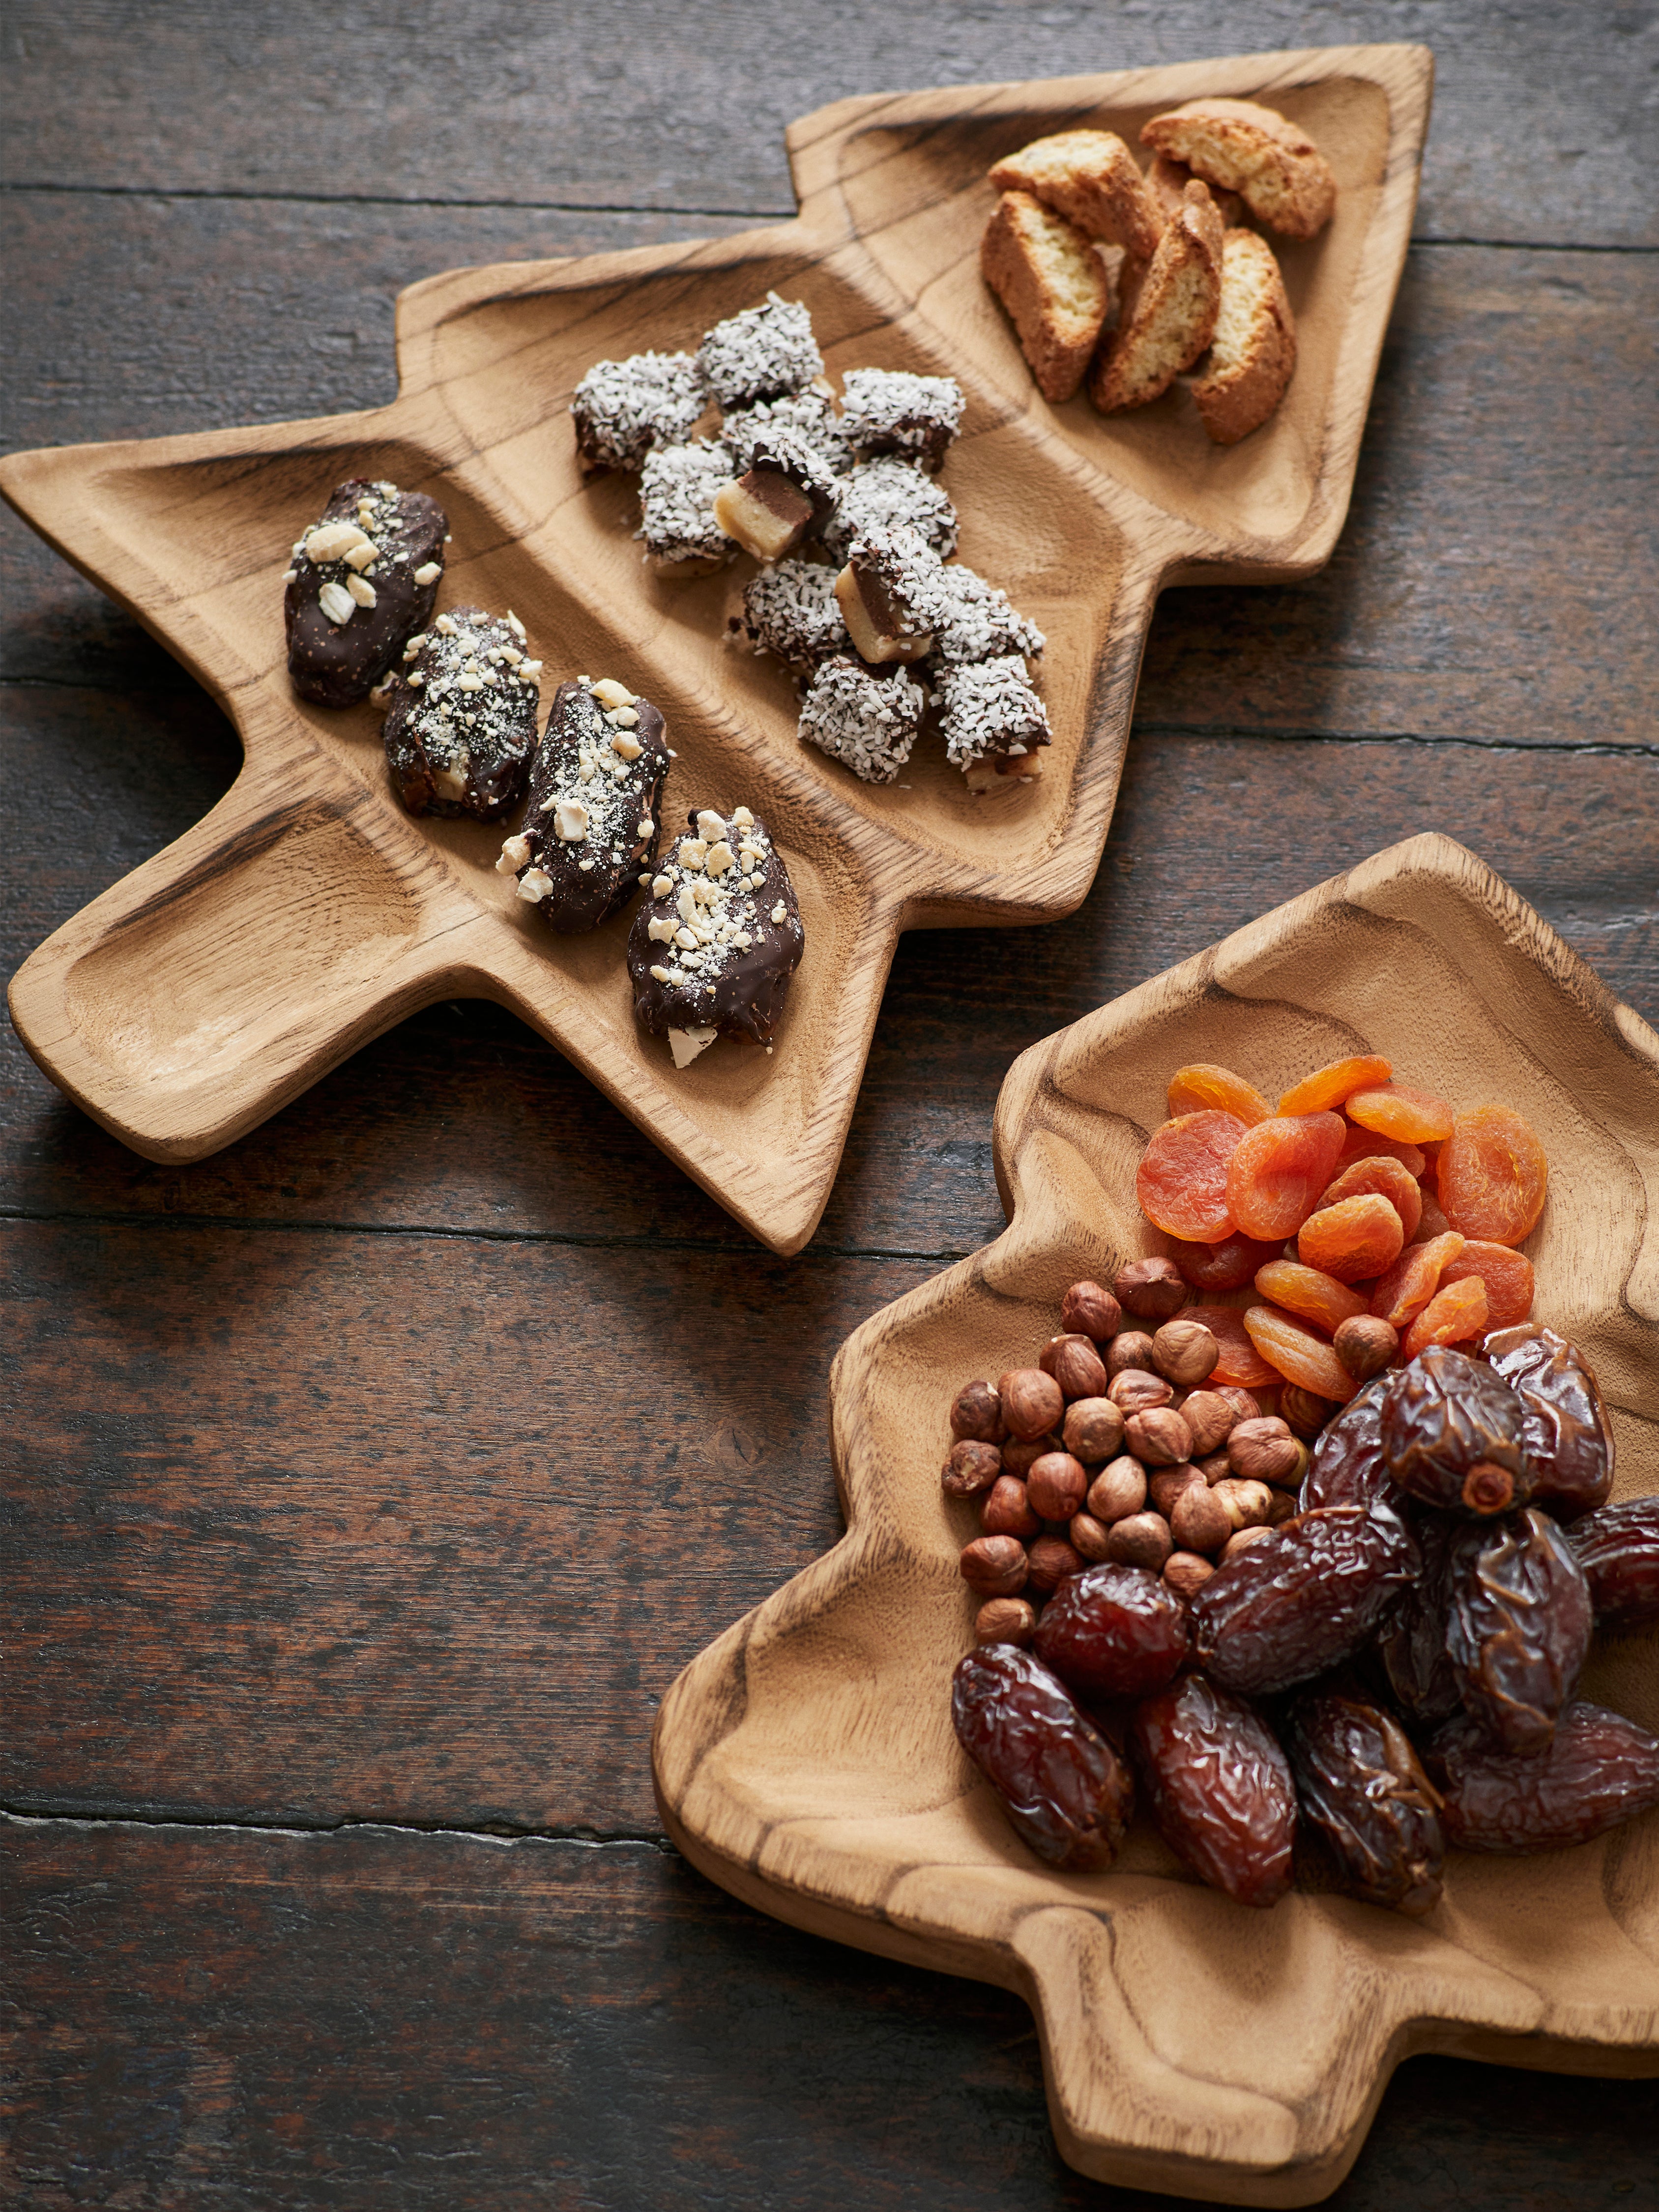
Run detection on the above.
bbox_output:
[1,45,1431,1253]
[654,834,1659,2202]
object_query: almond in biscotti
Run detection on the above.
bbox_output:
[980,190,1110,404]
[1088,180,1223,415]
[1191,228,1298,445]
[1141,99,1337,241]
[989,129,1164,263]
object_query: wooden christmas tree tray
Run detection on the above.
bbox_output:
[1,44,1431,1254]
[654,834,1659,2203]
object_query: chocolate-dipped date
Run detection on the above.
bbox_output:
[833,524,947,665]
[1283,1691,1445,1915]
[1444,1507,1592,1754]
[712,431,840,563]
[627,805,804,1067]
[379,606,538,820]
[951,1645,1133,1871]
[1129,1672,1296,1908]
[1381,1344,1532,1516]
[1566,1497,1659,1633]
[285,477,446,708]
[1423,1701,1659,1852]
[1189,1503,1420,1698]
[498,675,668,932]
[1484,1322,1614,1521]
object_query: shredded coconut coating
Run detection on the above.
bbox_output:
[799,656,926,784]
[930,563,1046,665]
[570,351,704,471]
[839,368,964,467]
[821,456,958,561]
[934,654,1051,769]
[844,524,954,642]
[637,439,738,567]
[697,292,823,408]
[721,388,851,476]
[739,560,849,671]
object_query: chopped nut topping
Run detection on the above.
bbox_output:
[650,963,672,983]
[635,815,654,836]
[317,580,355,626]
[678,838,707,870]
[435,613,457,636]
[404,635,426,659]
[771,902,787,925]
[591,677,634,709]
[731,805,755,828]
[306,520,370,562]
[344,541,378,572]
[496,834,532,874]
[411,560,442,586]
[346,574,377,608]
[613,734,643,761]
[518,660,543,680]
[457,671,485,691]
[647,917,676,943]
[554,799,590,842]
[705,841,736,876]
[695,808,727,841]
[517,868,553,902]
[651,873,672,896]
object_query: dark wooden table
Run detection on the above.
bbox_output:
[4,6,1656,2205]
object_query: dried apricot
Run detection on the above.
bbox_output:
[1224,1113,1346,1241]
[1136,1112,1247,1242]
[1277,1055,1392,1116]
[1254,1260,1369,1335]
[1184,1304,1281,1390]
[1437,1105,1548,1246]
[1411,1186,1452,1244]
[1335,1124,1426,1179]
[1346,1084,1455,1145]
[1166,1064,1273,1125]
[1317,1156,1423,1242]
[1370,1231,1466,1327]
[1440,1242,1535,1329]
[1243,1305,1360,1400]
[1401,1276,1489,1361]
[1298,1194,1406,1283]
[1167,1232,1281,1293]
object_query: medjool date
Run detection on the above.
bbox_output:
[1300,1372,1395,1512]
[952,1645,1134,1869]
[1444,1509,1592,1753]
[1423,1702,1659,1852]
[1484,1323,1614,1521]
[1375,1512,1461,1725]
[1566,1498,1659,1633]
[1283,1692,1445,1915]
[1033,1563,1190,1700]
[1190,1504,1419,1697]
[1130,1673,1295,1907]
[1381,1345,1532,1516]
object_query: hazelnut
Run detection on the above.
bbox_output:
[1149,1462,1206,1517]
[1105,1511,1173,1572]
[1222,1524,1276,1562]
[1062,1396,1125,1464]
[1163,1550,1216,1601]
[1170,1481,1235,1557]
[1194,1449,1232,1484]
[1108,1368,1174,1414]
[1265,1487,1301,1526]
[1281,1384,1336,1440]
[1124,1406,1193,1467]
[982,1475,1040,1539]
[1040,1333,1109,1401]
[1335,1313,1399,1381]
[1086,1455,1147,1525]
[942,1439,1002,1497]
[950,1379,1005,1444]
[1113,1257,1189,1321]
[1061,1280,1123,1341]
[1069,1512,1114,1563]
[1283,1439,1312,1491]
[1026,1450,1088,1522]
[1027,1534,1086,1593]
[959,1534,1028,1595]
[997,1368,1064,1441]
[1002,1436,1055,1477]
[1214,1385,1264,1425]
[1150,1318,1219,1390]
[975,1597,1037,1647]
[1106,1329,1158,1376]
[1226,1416,1302,1485]
[1179,1389,1238,1458]
[1212,1477,1274,1530]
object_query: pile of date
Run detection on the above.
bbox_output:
[947,1053,1659,1912]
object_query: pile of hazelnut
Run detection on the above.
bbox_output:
[945,1260,1339,1645]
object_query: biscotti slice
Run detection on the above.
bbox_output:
[1191,229,1298,446]
[1089,181,1224,415]
[981,190,1109,403]
[1146,151,1244,229]
[1141,99,1336,240]
[989,129,1163,263]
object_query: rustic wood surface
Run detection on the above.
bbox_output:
[2,3,1657,2206]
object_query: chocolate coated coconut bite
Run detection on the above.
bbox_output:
[820,457,957,562]
[498,675,669,933]
[799,656,926,785]
[930,564,1046,665]
[696,292,822,409]
[570,350,704,471]
[735,560,850,675]
[379,607,540,819]
[838,368,964,471]
[720,388,851,478]
[285,478,446,708]
[628,806,804,1066]
[638,439,738,574]
[712,430,840,563]
[834,524,950,665]
[935,655,1051,789]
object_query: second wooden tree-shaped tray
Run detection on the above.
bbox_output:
[1,43,1431,1253]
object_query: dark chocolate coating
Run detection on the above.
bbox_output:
[380,606,536,821]
[628,808,804,1048]
[509,680,669,933]
[750,432,839,526]
[285,478,446,708]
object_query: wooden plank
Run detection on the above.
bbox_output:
[5,1816,1657,2209]
[0,1218,928,1830]
[1,1,1654,246]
